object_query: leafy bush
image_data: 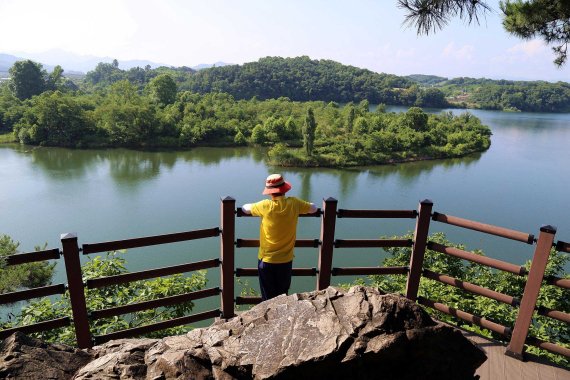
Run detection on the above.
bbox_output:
[3,251,207,345]
[364,232,569,366]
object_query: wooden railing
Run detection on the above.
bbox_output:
[0,248,70,338]
[1,197,568,362]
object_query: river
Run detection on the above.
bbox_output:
[1,107,569,318]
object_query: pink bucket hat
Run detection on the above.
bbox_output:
[262,173,292,195]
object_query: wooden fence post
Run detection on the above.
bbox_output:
[405,199,433,301]
[317,197,338,290]
[220,197,236,319]
[60,233,92,348]
[506,225,556,360]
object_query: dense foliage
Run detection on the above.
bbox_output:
[0,61,493,167]
[182,56,448,108]
[268,106,491,167]
[0,234,55,294]
[1,251,207,345]
[358,232,569,366]
[405,76,570,113]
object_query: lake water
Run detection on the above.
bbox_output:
[1,107,569,319]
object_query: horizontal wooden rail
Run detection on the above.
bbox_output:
[422,269,520,307]
[334,239,412,248]
[545,276,570,289]
[429,242,527,276]
[235,268,317,277]
[236,239,319,248]
[82,228,221,254]
[337,209,417,219]
[332,266,408,276]
[536,306,570,324]
[90,287,221,320]
[418,297,511,337]
[93,309,221,345]
[432,212,534,244]
[0,284,66,305]
[236,208,322,217]
[87,259,220,289]
[5,248,60,266]
[0,317,71,340]
[555,240,570,253]
[236,296,262,305]
[526,336,570,358]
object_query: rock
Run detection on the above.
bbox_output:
[0,287,487,379]
[74,338,158,379]
[0,331,93,380]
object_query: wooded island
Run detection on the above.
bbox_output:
[2,56,541,167]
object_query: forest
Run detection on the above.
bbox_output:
[0,58,494,167]
[406,74,570,113]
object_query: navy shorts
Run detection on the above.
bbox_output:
[258,260,293,301]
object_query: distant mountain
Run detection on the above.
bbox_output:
[0,53,19,72]
[0,50,169,74]
[0,50,234,76]
[192,62,233,70]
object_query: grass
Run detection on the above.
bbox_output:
[0,132,17,143]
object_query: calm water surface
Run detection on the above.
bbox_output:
[1,107,569,319]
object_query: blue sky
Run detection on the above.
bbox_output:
[1,0,569,81]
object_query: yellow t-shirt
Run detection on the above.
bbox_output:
[250,196,313,263]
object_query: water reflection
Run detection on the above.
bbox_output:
[276,152,483,199]
[109,151,172,183]
[365,153,482,182]
[27,147,104,181]
[179,147,265,166]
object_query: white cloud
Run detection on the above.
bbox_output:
[442,42,474,61]
[493,39,550,65]
[507,39,546,57]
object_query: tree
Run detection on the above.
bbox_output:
[303,107,316,156]
[0,235,55,295]
[502,1,570,66]
[398,0,570,66]
[46,65,64,91]
[8,60,47,100]
[402,107,429,131]
[14,91,93,147]
[250,124,267,144]
[147,74,177,106]
[84,62,124,87]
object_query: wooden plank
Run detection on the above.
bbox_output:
[82,228,221,254]
[457,326,570,380]
[337,209,417,219]
[432,212,534,244]
[87,259,220,288]
[5,248,60,265]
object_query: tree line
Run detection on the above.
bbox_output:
[0,59,492,167]
[407,75,570,113]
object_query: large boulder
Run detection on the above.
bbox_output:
[1,286,487,379]
[0,331,93,379]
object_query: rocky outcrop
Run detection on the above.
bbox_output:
[1,286,487,379]
[0,331,93,379]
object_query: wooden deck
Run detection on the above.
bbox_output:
[459,329,569,380]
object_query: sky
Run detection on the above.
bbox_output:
[1,0,569,82]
